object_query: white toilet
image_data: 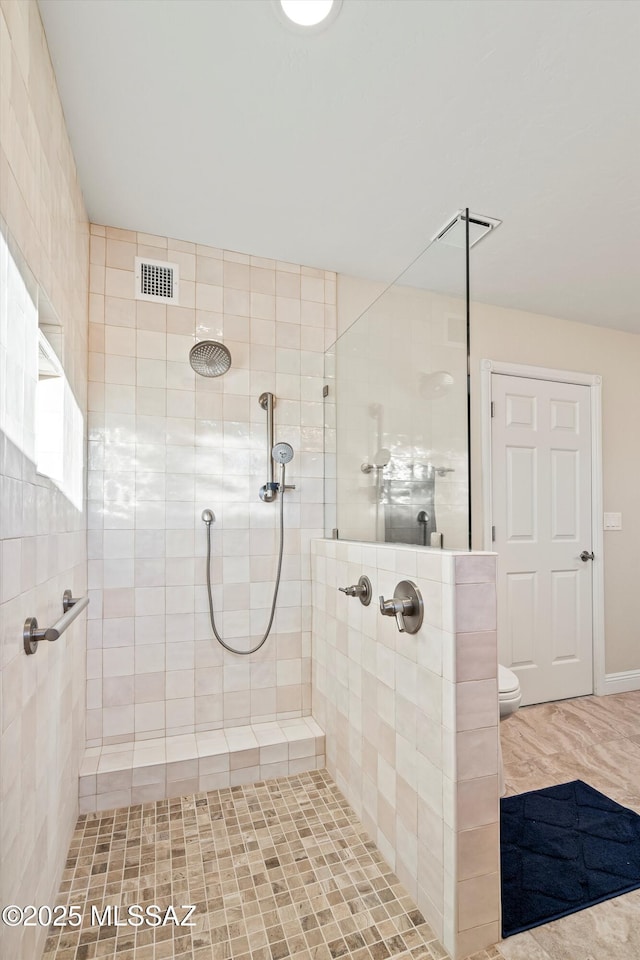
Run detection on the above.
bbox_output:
[498,664,522,718]
[498,664,521,796]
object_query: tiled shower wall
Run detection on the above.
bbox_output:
[0,2,89,958]
[87,225,336,746]
[311,539,501,960]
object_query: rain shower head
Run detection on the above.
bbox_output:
[189,340,232,377]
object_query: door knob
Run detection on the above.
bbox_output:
[580,551,595,562]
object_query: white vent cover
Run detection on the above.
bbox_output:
[433,211,502,249]
[135,257,180,304]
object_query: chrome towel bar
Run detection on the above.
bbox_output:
[23,589,90,655]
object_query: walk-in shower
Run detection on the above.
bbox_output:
[189,342,294,655]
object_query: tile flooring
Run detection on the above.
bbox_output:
[43,769,505,960]
[499,689,640,960]
[44,691,640,960]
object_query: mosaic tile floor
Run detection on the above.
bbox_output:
[43,769,505,960]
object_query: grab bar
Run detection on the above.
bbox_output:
[23,589,90,655]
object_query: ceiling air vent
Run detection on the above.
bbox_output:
[433,211,502,249]
[135,257,180,304]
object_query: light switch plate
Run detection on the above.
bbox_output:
[604,512,622,531]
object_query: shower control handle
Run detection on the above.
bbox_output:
[580,550,595,562]
[338,575,372,606]
[379,595,414,633]
[379,580,424,634]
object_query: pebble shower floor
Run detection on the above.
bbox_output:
[43,770,506,960]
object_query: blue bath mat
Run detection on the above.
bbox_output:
[501,780,640,937]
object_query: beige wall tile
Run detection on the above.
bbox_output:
[457,823,500,880]
[455,555,497,583]
[457,727,500,780]
[0,2,88,958]
[456,920,502,958]
[456,582,497,633]
[457,872,501,930]
[89,227,336,746]
[457,775,500,830]
[456,631,498,682]
[457,678,499,731]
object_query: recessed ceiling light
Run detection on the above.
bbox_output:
[277,0,342,30]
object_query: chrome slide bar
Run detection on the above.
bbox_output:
[24,589,90,655]
[258,391,276,501]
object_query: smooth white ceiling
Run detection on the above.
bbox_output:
[39,0,640,331]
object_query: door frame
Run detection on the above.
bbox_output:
[479,358,605,695]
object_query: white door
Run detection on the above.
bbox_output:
[491,374,593,705]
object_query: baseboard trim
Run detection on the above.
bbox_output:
[601,670,640,695]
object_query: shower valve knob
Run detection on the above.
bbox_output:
[379,596,414,632]
[379,580,424,634]
[338,575,372,606]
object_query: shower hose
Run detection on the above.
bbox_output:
[204,474,287,656]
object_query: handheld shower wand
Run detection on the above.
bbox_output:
[259,430,295,500]
[272,441,294,488]
[190,359,297,655]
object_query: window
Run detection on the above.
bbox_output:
[35,330,64,484]
[0,231,83,510]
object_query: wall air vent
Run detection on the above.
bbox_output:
[135,257,180,304]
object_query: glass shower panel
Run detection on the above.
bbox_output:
[326,217,469,548]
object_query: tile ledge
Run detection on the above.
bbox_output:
[81,715,325,777]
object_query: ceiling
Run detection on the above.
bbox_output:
[39,0,640,331]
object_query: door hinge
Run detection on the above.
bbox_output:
[491,401,495,418]
[323,384,329,398]
[492,525,496,542]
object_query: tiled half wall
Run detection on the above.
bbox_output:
[311,539,500,960]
